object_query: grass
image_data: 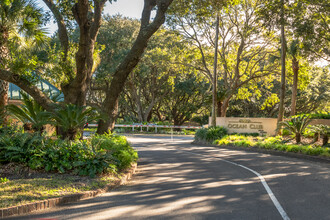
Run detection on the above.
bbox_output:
[0,169,119,208]
[213,135,330,158]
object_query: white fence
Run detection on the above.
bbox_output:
[88,123,202,132]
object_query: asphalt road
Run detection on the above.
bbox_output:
[7,135,330,220]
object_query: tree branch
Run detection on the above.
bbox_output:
[0,69,54,111]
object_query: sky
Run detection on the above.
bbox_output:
[38,0,145,35]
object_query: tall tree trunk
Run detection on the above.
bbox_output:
[96,99,118,134]
[97,0,173,134]
[290,56,299,116]
[221,97,230,117]
[277,0,287,135]
[212,14,220,127]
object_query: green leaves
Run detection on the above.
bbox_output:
[6,92,51,132]
[51,104,101,140]
[195,126,228,143]
[279,115,311,143]
[0,131,138,177]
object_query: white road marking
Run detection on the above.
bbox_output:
[179,150,290,220]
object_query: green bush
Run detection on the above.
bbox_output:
[195,126,228,143]
[0,131,138,177]
[213,134,330,157]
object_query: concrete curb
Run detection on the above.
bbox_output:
[0,163,137,219]
[192,141,330,164]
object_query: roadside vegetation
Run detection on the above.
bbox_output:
[195,116,330,158]
[0,126,137,208]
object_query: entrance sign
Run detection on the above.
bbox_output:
[209,117,278,135]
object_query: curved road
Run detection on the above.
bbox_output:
[7,135,330,220]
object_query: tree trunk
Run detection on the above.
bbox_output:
[221,97,230,117]
[0,80,8,124]
[96,99,118,134]
[212,14,220,127]
[290,56,299,116]
[277,0,287,135]
[217,100,222,117]
[96,0,173,134]
[295,133,301,144]
[0,26,9,125]
[322,135,328,146]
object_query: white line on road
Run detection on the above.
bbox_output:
[178,150,291,220]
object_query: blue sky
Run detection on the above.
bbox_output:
[38,0,144,35]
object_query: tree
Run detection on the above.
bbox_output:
[96,0,174,133]
[159,72,208,126]
[170,0,279,117]
[0,0,174,137]
[0,0,46,123]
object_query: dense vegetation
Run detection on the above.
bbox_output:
[0,127,138,177]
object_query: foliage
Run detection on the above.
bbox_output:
[0,131,138,177]
[6,92,51,132]
[279,115,311,143]
[213,135,330,157]
[195,126,228,143]
[298,112,330,120]
[91,133,138,170]
[191,115,209,126]
[0,177,9,183]
[309,125,330,146]
[51,104,100,140]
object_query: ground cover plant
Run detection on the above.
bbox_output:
[194,126,329,158]
[213,135,330,158]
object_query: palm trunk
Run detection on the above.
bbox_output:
[295,133,301,144]
[290,56,299,116]
[0,26,9,125]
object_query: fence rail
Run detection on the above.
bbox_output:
[87,124,202,131]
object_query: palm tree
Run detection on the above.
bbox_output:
[0,0,46,124]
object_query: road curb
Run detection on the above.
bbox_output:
[192,141,330,164]
[0,163,137,219]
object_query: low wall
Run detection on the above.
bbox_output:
[209,117,278,135]
[309,119,330,126]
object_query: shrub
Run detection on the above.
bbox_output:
[51,104,101,140]
[0,131,138,177]
[6,92,51,133]
[213,134,330,157]
[279,115,311,143]
[309,125,330,146]
[195,126,228,143]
